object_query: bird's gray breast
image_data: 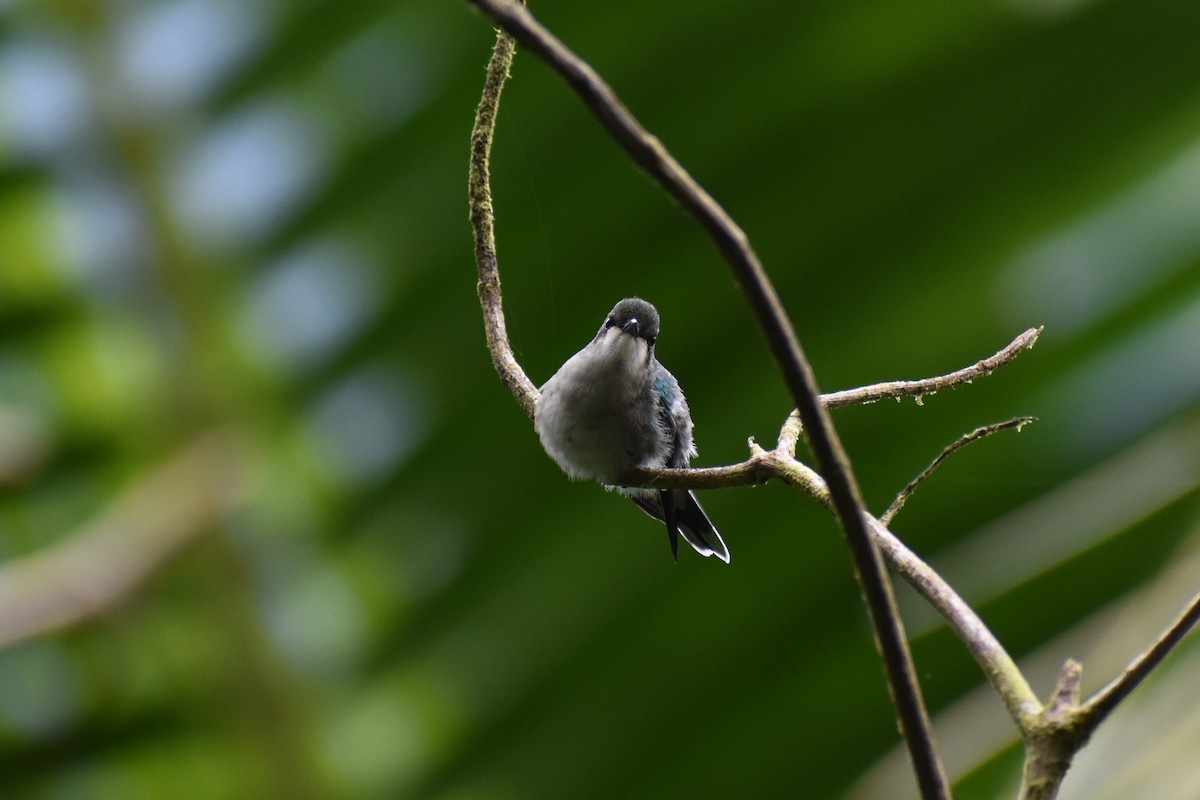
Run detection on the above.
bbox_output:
[535,352,667,484]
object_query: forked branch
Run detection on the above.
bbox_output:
[464,3,1199,799]
[466,4,947,796]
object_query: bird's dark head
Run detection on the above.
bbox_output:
[598,297,660,345]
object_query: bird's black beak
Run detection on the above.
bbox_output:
[621,318,639,336]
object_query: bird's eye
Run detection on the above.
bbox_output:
[603,317,616,330]
[645,335,657,346]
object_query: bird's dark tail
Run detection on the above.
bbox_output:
[630,490,730,563]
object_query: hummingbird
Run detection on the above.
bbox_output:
[534,297,729,563]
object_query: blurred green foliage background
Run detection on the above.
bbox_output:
[1,0,1199,797]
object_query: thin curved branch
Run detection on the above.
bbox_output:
[822,326,1043,410]
[745,450,1043,725]
[882,417,1037,526]
[868,511,1042,724]
[632,428,1045,724]
[1080,589,1200,730]
[776,326,1043,456]
[631,435,1043,725]
[470,23,538,419]
[464,5,948,794]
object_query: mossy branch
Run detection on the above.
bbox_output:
[468,23,538,420]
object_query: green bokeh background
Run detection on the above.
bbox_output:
[1,0,1199,798]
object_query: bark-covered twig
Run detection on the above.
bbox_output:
[768,456,1042,725]
[869,510,1043,724]
[881,417,1037,526]
[638,422,1047,724]
[822,327,1042,410]
[774,327,1043,456]
[469,23,538,420]
[1081,589,1200,730]
[1019,660,1086,800]
[1007,587,1200,800]
[466,4,948,796]
[1015,588,1200,799]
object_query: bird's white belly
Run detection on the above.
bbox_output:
[535,382,661,484]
